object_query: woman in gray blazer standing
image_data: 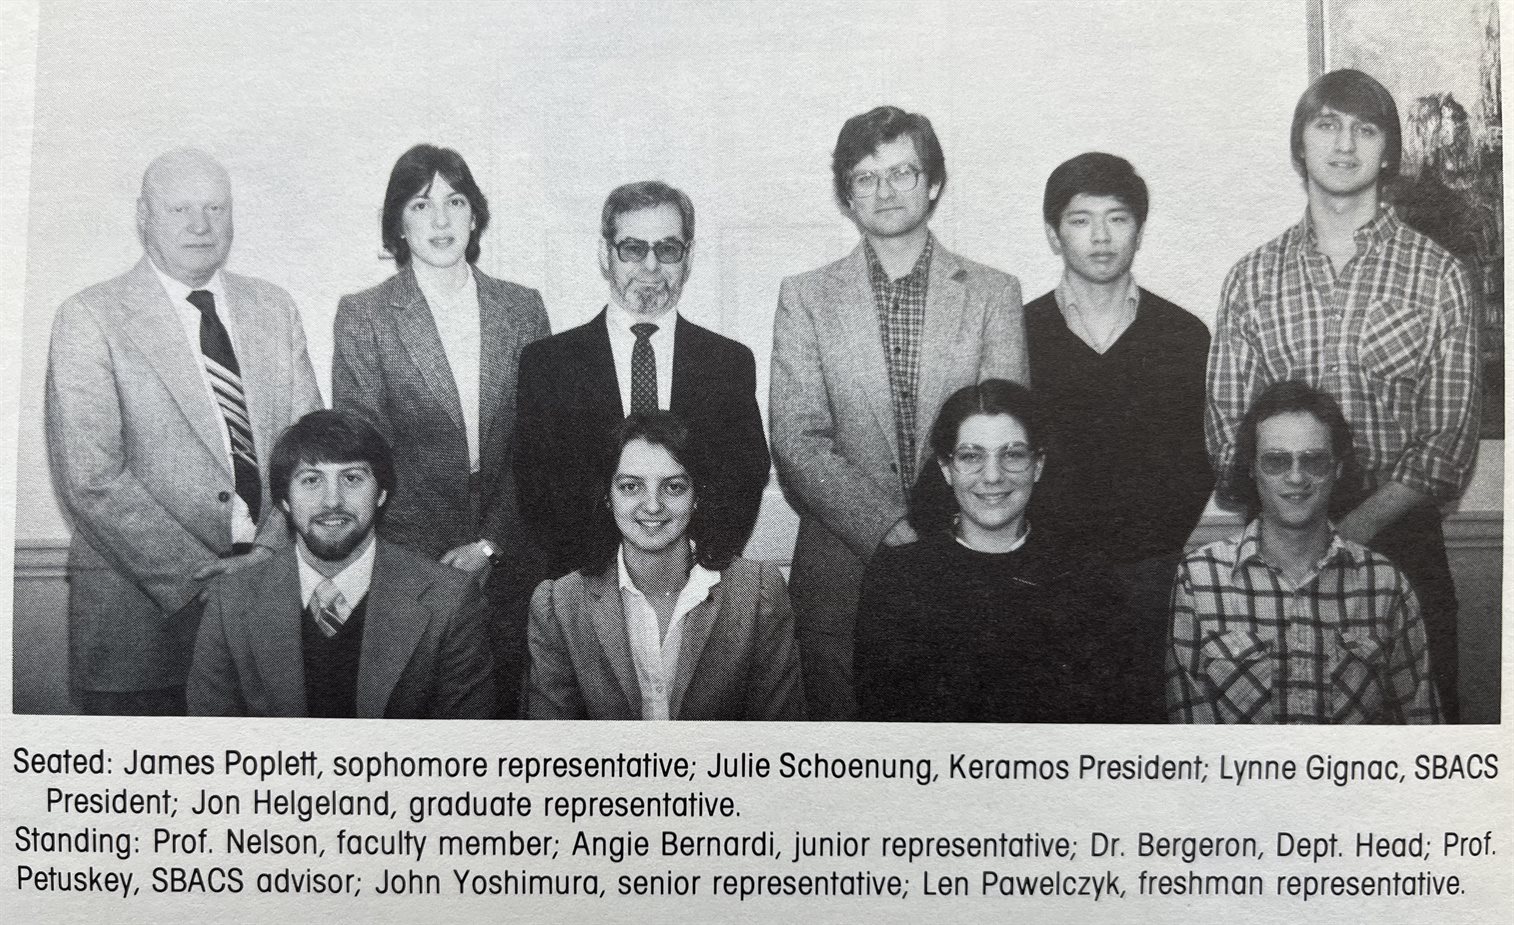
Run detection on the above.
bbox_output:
[524,411,805,720]
[333,144,550,709]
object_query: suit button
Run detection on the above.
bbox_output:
[890,463,898,473]
[217,491,231,502]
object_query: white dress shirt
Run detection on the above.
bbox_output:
[295,533,377,618]
[617,545,721,720]
[149,259,256,543]
[605,302,676,414]
[414,265,483,471]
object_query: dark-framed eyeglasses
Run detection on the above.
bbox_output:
[949,444,1037,475]
[1257,450,1336,478]
[849,163,923,198]
[613,237,689,265]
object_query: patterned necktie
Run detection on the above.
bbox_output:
[310,578,349,638]
[630,322,659,415]
[187,289,261,523]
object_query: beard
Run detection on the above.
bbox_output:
[297,513,371,563]
[622,278,675,315]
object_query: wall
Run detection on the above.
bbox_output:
[8,1,1503,718]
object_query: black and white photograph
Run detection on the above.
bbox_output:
[1,1,1508,921]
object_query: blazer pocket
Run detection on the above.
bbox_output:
[1199,630,1273,722]
[1328,631,1387,723]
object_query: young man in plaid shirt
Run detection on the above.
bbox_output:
[1204,69,1482,720]
[1169,381,1440,724]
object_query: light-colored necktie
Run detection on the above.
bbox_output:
[310,578,349,638]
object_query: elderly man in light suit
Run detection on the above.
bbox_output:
[771,106,1029,720]
[44,148,320,715]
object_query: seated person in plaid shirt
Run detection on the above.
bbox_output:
[1168,381,1440,724]
[1204,69,1481,720]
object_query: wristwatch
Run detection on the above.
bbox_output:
[477,539,504,567]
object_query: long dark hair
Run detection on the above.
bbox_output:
[581,410,740,576]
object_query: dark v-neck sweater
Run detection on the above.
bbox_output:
[301,595,369,718]
[1024,287,1213,565]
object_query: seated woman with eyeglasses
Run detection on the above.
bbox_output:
[523,411,805,720]
[854,380,1156,723]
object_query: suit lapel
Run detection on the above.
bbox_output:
[583,569,641,716]
[915,244,966,468]
[390,269,466,435]
[356,542,432,718]
[828,244,899,463]
[669,314,693,411]
[247,550,309,716]
[583,310,626,420]
[669,577,722,719]
[476,269,513,461]
[117,258,231,472]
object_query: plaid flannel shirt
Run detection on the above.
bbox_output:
[1205,208,1481,502]
[1166,519,1441,724]
[866,235,934,492]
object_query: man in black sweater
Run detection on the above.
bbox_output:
[1023,154,1212,708]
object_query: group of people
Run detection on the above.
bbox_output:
[44,68,1479,725]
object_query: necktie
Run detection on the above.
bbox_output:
[187,289,261,523]
[310,578,348,638]
[630,322,659,415]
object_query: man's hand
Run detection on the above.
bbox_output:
[441,541,494,583]
[191,545,274,581]
[881,518,918,548]
[1338,482,1429,547]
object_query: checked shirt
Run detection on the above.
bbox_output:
[1166,520,1441,724]
[1205,208,1481,502]
[866,235,934,492]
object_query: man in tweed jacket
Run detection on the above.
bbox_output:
[770,107,1028,719]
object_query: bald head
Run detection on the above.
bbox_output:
[137,148,234,286]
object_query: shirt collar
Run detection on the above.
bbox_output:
[1054,272,1139,314]
[148,258,226,309]
[1232,517,1357,580]
[864,233,935,287]
[1298,204,1399,254]
[616,545,721,603]
[606,300,678,338]
[296,533,377,609]
[412,261,477,305]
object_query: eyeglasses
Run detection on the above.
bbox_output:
[1257,450,1336,478]
[849,163,923,198]
[612,237,689,265]
[949,444,1037,475]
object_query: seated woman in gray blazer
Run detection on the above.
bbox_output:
[524,411,805,720]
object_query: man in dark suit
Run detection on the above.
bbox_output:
[188,410,496,718]
[515,181,770,579]
[44,148,321,716]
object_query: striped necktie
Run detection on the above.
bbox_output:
[310,578,349,638]
[187,289,261,523]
